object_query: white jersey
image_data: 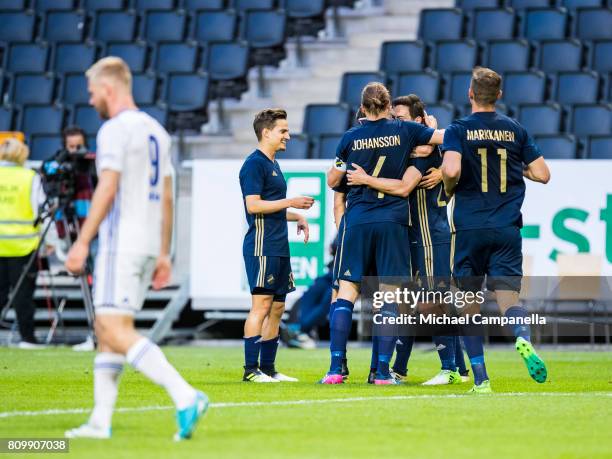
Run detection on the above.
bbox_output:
[96,109,173,257]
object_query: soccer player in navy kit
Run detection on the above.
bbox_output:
[323,82,445,384]
[239,109,313,383]
[351,94,469,385]
[441,67,551,393]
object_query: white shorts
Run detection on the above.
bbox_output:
[93,252,157,316]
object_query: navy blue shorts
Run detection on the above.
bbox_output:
[337,222,411,283]
[411,242,452,278]
[453,226,522,292]
[244,255,296,297]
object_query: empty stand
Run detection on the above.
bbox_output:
[92,11,137,43]
[395,71,440,104]
[518,103,562,136]
[485,39,530,73]
[243,9,287,67]
[470,7,516,42]
[20,105,64,137]
[340,72,386,112]
[29,134,63,161]
[419,8,463,42]
[192,10,237,43]
[534,134,578,159]
[11,73,55,105]
[142,10,187,43]
[105,42,149,73]
[73,105,103,136]
[42,11,86,43]
[538,40,583,73]
[503,71,547,107]
[586,135,612,159]
[205,41,249,99]
[555,71,600,106]
[0,11,36,43]
[570,104,612,139]
[6,43,49,73]
[434,40,478,74]
[523,7,568,41]
[154,42,199,74]
[133,73,158,105]
[575,7,612,41]
[379,41,427,78]
[303,104,350,137]
[52,42,98,74]
[282,134,309,159]
[61,73,89,105]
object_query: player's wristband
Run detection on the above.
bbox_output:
[334,158,347,172]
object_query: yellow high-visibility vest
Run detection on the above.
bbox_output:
[0,166,40,257]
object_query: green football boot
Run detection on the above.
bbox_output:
[467,379,492,394]
[515,337,547,383]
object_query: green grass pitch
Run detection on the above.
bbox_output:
[1,346,611,458]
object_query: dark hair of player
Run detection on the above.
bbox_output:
[470,66,502,106]
[392,94,426,125]
[360,82,390,116]
[253,108,287,141]
[61,125,88,149]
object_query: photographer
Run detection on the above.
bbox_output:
[0,138,46,348]
[44,126,96,243]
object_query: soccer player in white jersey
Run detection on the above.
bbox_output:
[64,57,207,441]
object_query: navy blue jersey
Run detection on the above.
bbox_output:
[408,146,451,246]
[442,111,541,230]
[239,150,289,257]
[336,118,434,227]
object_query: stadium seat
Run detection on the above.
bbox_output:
[523,7,568,41]
[73,105,103,135]
[52,42,98,74]
[518,103,562,136]
[20,105,64,136]
[0,0,26,9]
[303,103,351,137]
[455,0,500,9]
[282,133,309,159]
[538,40,583,73]
[562,0,605,9]
[184,0,225,11]
[569,103,612,139]
[154,42,198,74]
[445,72,472,106]
[0,11,36,43]
[133,0,175,11]
[61,73,89,105]
[555,71,599,106]
[484,39,530,73]
[12,73,55,105]
[0,105,13,131]
[165,73,209,112]
[140,104,169,127]
[205,42,249,99]
[575,7,612,41]
[586,135,612,159]
[192,10,237,43]
[243,10,287,67]
[286,0,326,37]
[506,0,550,8]
[503,71,547,107]
[34,0,74,11]
[6,43,49,73]
[379,41,427,79]
[592,40,612,74]
[81,0,124,11]
[29,134,63,161]
[234,0,275,14]
[470,7,516,42]
[426,103,455,128]
[316,134,343,159]
[92,11,137,43]
[86,134,96,152]
[534,134,577,159]
[133,73,158,105]
[105,42,148,73]
[418,8,463,42]
[433,40,478,74]
[42,11,86,43]
[142,11,187,43]
[395,71,440,104]
[340,72,386,112]
[419,9,463,42]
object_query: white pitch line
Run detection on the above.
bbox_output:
[1,392,610,419]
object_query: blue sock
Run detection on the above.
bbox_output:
[462,335,488,385]
[392,335,414,376]
[433,336,456,371]
[259,336,279,373]
[376,303,398,379]
[455,336,468,374]
[244,335,262,370]
[370,335,379,371]
[504,305,531,341]
[329,298,354,374]
[329,300,337,317]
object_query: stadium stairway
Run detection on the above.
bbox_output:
[178,0,453,159]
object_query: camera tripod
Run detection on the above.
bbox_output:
[0,197,96,345]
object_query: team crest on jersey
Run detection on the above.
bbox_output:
[344,269,351,276]
[267,274,275,285]
[272,171,278,176]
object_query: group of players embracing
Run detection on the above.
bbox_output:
[239,66,551,394]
